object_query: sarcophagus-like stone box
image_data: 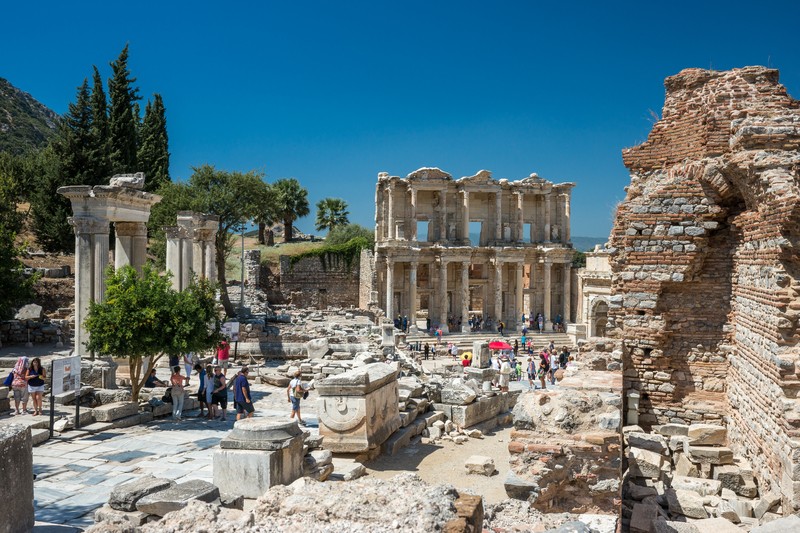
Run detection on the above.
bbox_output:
[316,362,401,453]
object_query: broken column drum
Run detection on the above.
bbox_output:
[316,362,402,453]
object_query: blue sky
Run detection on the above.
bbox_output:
[3,1,799,238]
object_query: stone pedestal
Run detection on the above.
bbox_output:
[213,417,304,497]
[316,362,401,453]
[0,425,34,533]
[472,341,490,368]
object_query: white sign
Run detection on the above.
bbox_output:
[221,321,240,342]
[52,355,81,396]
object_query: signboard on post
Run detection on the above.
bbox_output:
[52,355,81,396]
[221,321,240,342]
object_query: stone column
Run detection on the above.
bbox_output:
[543,258,552,324]
[461,190,470,243]
[494,259,503,325]
[408,261,418,332]
[563,192,571,244]
[563,262,572,323]
[516,192,524,243]
[385,259,394,318]
[165,226,183,291]
[439,258,449,332]
[461,261,470,333]
[115,222,147,273]
[193,231,208,279]
[409,188,417,241]
[544,194,552,242]
[495,191,502,241]
[205,237,217,282]
[440,190,448,241]
[387,182,395,240]
[180,229,193,291]
[70,216,109,357]
[515,262,524,331]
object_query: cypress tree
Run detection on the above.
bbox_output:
[88,65,111,183]
[108,44,140,174]
[138,93,170,192]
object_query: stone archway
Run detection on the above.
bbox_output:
[589,298,609,337]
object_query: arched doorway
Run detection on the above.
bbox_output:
[590,299,609,337]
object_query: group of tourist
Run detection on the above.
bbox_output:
[4,356,46,416]
[486,340,571,391]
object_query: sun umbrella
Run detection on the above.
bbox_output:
[461,351,473,361]
[489,341,512,350]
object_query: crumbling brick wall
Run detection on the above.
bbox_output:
[611,66,800,511]
[279,255,360,309]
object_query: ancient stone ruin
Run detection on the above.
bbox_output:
[610,66,800,528]
[164,210,219,291]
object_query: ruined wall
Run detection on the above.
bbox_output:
[359,249,376,309]
[611,66,800,510]
[278,255,360,309]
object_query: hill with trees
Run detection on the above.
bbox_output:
[0,77,59,154]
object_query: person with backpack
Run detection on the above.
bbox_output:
[287,369,307,426]
[170,366,189,421]
[234,367,254,421]
[10,356,29,415]
[211,365,228,421]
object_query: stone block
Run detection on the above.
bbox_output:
[628,483,658,501]
[303,449,332,473]
[464,455,495,476]
[441,385,477,405]
[627,432,668,453]
[670,475,721,496]
[109,475,175,512]
[94,504,149,527]
[630,502,659,533]
[689,517,741,533]
[381,424,414,455]
[220,417,305,451]
[0,425,34,533]
[750,514,800,532]
[652,519,700,533]
[306,462,334,481]
[675,453,699,477]
[30,428,49,446]
[220,493,244,510]
[328,457,366,481]
[420,410,446,427]
[136,479,219,517]
[305,338,330,359]
[688,446,733,465]
[657,423,689,437]
[713,464,757,498]
[81,422,115,434]
[666,489,708,519]
[753,491,780,519]
[504,470,538,500]
[687,424,727,446]
[93,401,139,422]
[397,376,424,397]
[714,499,740,524]
[628,447,664,479]
[450,394,506,428]
[112,413,148,429]
[669,436,689,454]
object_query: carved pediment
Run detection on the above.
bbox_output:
[406,167,453,181]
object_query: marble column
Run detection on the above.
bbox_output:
[563,193,571,244]
[192,231,208,279]
[544,194,552,243]
[440,190,448,241]
[165,227,184,291]
[385,259,394,318]
[439,258,449,332]
[387,182,395,240]
[408,261,418,332]
[70,216,109,357]
[495,191,502,241]
[409,188,417,241]
[494,259,503,325]
[205,236,217,282]
[543,258,552,324]
[180,229,193,291]
[461,261,470,333]
[516,192,524,243]
[563,262,571,323]
[461,190,470,244]
[515,262,524,331]
[115,222,147,273]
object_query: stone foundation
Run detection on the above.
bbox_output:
[0,425,34,533]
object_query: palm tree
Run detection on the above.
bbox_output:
[273,178,310,242]
[315,198,350,233]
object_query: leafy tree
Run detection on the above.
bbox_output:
[326,223,374,248]
[252,182,277,245]
[273,178,309,242]
[147,181,196,267]
[137,94,170,192]
[84,265,219,402]
[108,44,140,174]
[88,65,111,181]
[572,249,586,268]
[0,157,36,318]
[315,197,349,233]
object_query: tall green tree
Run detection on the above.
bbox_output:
[273,178,309,242]
[315,197,349,233]
[84,265,219,402]
[326,223,375,248]
[108,44,140,174]
[138,94,170,192]
[88,65,111,181]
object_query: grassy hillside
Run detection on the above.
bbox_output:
[0,77,59,154]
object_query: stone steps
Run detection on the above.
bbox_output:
[403,330,572,351]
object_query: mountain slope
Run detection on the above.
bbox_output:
[0,77,59,154]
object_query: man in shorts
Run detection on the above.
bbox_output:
[287,369,307,426]
[211,365,228,421]
[233,367,254,421]
[217,339,230,375]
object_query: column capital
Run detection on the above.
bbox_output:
[69,216,108,235]
[115,221,147,237]
[163,226,189,239]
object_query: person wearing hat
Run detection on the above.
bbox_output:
[287,369,307,426]
[499,355,512,392]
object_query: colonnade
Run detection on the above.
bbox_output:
[165,211,219,291]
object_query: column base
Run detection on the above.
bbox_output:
[462,325,470,334]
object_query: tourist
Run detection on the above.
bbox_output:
[548,339,556,353]
[538,350,550,390]
[498,320,505,336]
[435,328,442,345]
[426,317,431,332]
[194,364,208,418]
[498,355,512,392]
[26,358,46,416]
[205,364,215,420]
[211,365,228,421]
[559,346,570,369]
[424,343,430,360]
[520,333,527,350]
[450,343,459,360]
[287,369,307,426]
[537,313,544,333]
[402,315,408,333]
[10,356,29,415]
[526,357,536,390]
[553,314,562,332]
[234,367,254,421]
[145,368,167,388]
[217,339,231,375]
[170,366,188,421]
[548,349,558,385]
[513,339,519,358]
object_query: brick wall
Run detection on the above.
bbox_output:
[611,66,800,511]
[278,255,360,309]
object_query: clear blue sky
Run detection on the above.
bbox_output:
[3,1,799,238]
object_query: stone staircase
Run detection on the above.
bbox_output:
[403,328,572,352]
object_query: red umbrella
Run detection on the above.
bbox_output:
[489,341,512,350]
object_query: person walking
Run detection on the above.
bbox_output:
[424,343,430,360]
[211,365,228,421]
[26,358,46,416]
[10,356,29,415]
[204,364,215,420]
[538,350,550,390]
[217,339,231,376]
[234,367,255,420]
[287,369,307,426]
[499,355,512,392]
[170,366,188,421]
[195,364,208,418]
[182,353,194,385]
[526,357,536,390]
